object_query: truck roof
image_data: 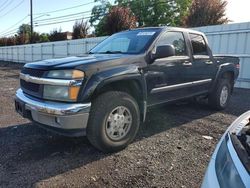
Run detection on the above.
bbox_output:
[125,26,204,36]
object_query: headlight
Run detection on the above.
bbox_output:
[43,70,84,101]
[215,136,245,188]
[44,85,80,102]
[46,70,84,79]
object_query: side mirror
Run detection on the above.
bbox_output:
[154,45,176,59]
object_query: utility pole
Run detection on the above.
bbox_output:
[30,0,33,43]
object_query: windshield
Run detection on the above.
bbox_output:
[89,29,160,54]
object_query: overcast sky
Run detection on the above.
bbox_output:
[0,0,249,37]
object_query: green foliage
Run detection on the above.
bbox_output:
[0,24,52,46]
[15,24,32,44]
[48,28,65,41]
[18,24,31,35]
[97,6,137,36]
[184,0,229,27]
[89,0,112,26]
[95,17,109,36]
[115,0,192,27]
[72,20,90,39]
[39,33,50,43]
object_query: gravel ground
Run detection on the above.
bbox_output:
[0,62,250,188]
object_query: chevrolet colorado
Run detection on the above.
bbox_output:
[15,27,239,152]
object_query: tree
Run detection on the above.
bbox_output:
[116,0,192,27]
[32,32,41,43]
[96,6,136,36]
[6,37,17,46]
[18,24,31,35]
[89,0,111,27]
[17,24,31,44]
[0,24,52,46]
[183,0,229,27]
[48,28,65,41]
[72,20,90,39]
[39,33,50,43]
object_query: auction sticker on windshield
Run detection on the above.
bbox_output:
[137,32,156,36]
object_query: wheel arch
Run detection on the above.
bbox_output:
[91,77,147,122]
[211,63,236,93]
[79,66,148,122]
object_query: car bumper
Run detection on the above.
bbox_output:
[14,88,91,137]
[201,111,250,188]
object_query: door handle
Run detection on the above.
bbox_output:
[182,61,192,66]
[205,61,213,65]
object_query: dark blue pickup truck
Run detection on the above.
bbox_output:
[15,27,239,152]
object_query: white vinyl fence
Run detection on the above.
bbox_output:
[0,36,107,63]
[194,22,250,88]
[0,22,250,88]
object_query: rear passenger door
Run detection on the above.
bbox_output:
[187,33,216,93]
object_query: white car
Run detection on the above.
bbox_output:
[202,111,250,188]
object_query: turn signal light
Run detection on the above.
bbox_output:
[69,86,80,100]
[72,70,85,79]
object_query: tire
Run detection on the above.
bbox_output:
[87,91,140,153]
[208,78,232,110]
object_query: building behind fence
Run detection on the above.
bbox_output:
[0,22,250,88]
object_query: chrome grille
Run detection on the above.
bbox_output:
[20,68,45,98]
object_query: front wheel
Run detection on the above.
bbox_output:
[208,78,232,110]
[87,91,140,152]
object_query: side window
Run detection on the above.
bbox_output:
[156,32,187,56]
[189,34,208,56]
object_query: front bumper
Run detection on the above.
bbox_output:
[15,88,91,137]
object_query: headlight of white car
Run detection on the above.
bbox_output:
[215,137,245,188]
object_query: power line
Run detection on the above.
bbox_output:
[0,0,12,13]
[0,27,20,37]
[0,11,93,36]
[0,1,101,37]
[0,0,9,8]
[0,15,29,35]
[0,0,25,18]
[0,13,92,36]
[35,16,91,27]
[35,10,92,23]
[34,1,95,15]
[35,13,107,27]
[35,14,92,25]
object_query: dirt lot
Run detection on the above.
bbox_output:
[0,62,249,188]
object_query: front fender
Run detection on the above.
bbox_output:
[78,65,147,103]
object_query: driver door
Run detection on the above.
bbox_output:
[145,31,192,106]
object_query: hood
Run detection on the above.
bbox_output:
[24,54,141,71]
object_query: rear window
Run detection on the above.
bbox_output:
[189,33,208,56]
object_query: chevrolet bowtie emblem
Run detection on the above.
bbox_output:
[23,74,31,82]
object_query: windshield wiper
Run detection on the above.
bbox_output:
[98,50,123,54]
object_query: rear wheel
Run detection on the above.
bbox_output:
[208,78,232,110]
[87,91,140,152]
